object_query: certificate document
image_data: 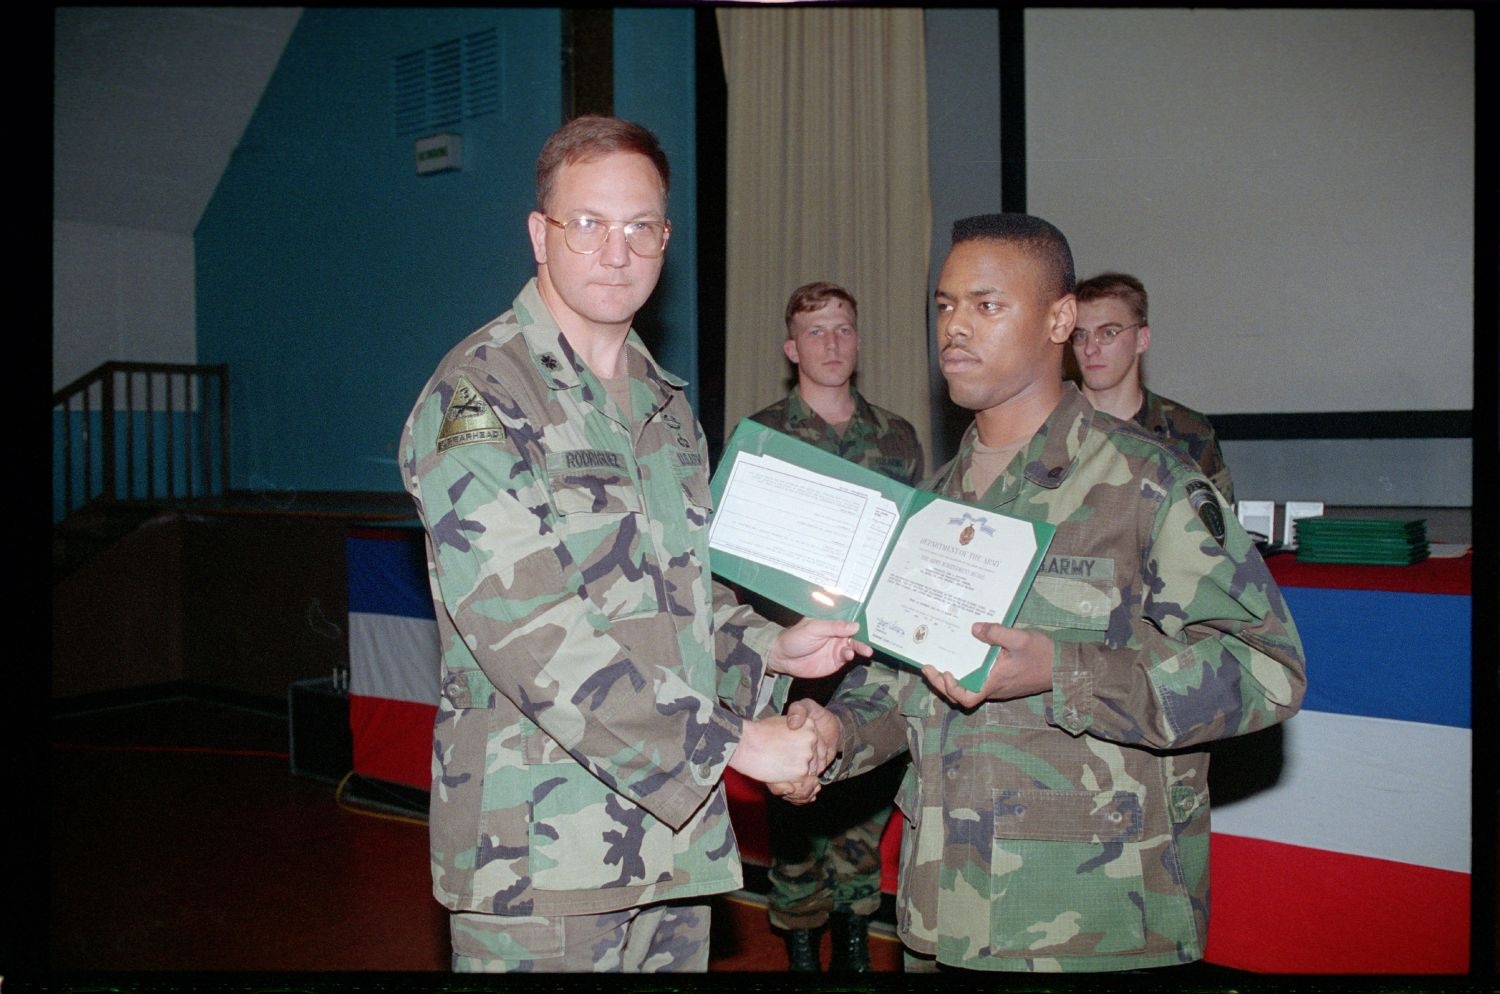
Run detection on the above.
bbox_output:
[709,419,1055,691]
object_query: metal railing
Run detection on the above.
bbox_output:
[52,361,230,522]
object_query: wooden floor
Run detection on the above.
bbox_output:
[43,692,906,981]
[39,690,1499,992]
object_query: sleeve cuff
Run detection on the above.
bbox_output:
[815,707,863,783]
[620,706,743,831]
[754,672,790,719]
[742,619,780,671]
[688,707,744,786]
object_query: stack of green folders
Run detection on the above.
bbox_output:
[1293,517,1429,565]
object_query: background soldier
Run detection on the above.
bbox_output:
[1070,271,1235,503]
[401,115,868,973]
[777,214,1305,973]
[746,281,923,972]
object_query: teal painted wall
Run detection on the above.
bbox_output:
[614,9,699,412]
[197,7,700,496]
[198,8,561,494]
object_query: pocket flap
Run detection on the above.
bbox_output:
[993,788,1142,843]
[678,467,712,512]
[1013,576,1114,631]
[546,450,641,515]
[440,668,497,710]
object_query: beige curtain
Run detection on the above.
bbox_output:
[717,9,933,454]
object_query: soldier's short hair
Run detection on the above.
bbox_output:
[951,213,1076,301]
[536,115,670,215]
[1077,272,1149,325]
[784,281,858,337]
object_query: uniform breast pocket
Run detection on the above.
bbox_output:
[676,466,713,532]
[547,464,643,517]
[987,788,1147,956]
[545,453,653,621]
[1013,574,1117,635]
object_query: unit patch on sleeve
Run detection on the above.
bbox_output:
[1184,479,1226,545]
[437,375,505,452]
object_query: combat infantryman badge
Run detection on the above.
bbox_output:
[437,375,505,452]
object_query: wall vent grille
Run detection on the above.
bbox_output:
[391,29,500,137]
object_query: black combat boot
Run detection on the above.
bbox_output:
[828,911,871,973]
[783,927,822,972]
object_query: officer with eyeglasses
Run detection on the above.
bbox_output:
[1069,272,1234,503]
[400,115,871,973]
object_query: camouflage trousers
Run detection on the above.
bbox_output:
[449,899,711,972]
[766,758,904,930]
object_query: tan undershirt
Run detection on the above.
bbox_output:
[600,374,633,424]
[969,437,1027,499]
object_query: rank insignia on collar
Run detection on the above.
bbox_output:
[539,353,561,371]
[437,375,505,452]
[1184,479,1226,545]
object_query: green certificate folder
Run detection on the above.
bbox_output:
[709,419,1056,692]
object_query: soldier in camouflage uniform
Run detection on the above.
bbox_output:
[747,281,924,972]
[750,281,924,486]
[400,115,869,973]
[775,215,1305,973]
[1071,272,1235,503]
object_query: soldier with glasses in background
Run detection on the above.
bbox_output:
[1070,271,1235,503]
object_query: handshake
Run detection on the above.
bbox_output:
[722,614,871,802]
[727,698,841,806]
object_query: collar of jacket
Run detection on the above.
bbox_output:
[1025,381,1095,490]
[511,277,687,404]
[782,385,869,429]
[949,381,1095,494]
[1134,386,1165,426]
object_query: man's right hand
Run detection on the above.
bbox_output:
[765,698,844,804]
[785,697,842,764]
[769,775,822,804]
[727,715,821,784]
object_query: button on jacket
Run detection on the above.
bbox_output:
[824,383,1305,971]
[401,279,787,918]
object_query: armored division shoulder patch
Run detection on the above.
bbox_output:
[437,374,505,452]
[1184,478,1226,544]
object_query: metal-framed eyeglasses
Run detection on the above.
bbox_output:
[1069,322,1142,348]
[544,216,671,258]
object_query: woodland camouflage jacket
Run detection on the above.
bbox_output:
[401,280,787,919]
[824,383,1305,971]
